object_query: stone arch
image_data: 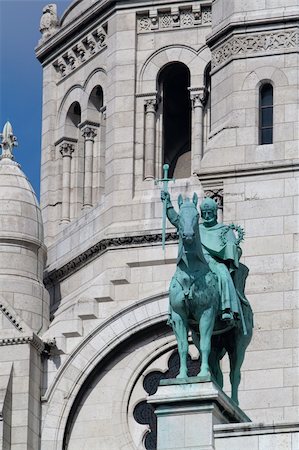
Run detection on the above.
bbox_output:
[138,44,210,93]
[242,66,289,91]
[83,68,107,123]
[41,294,170,449]
[57,85,86,136]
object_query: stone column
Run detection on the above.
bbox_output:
[81,125,97,208]
[60,140,75,223]
[190,88,206,174]
[144,98,157,180]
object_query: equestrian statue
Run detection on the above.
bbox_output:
[158,166,253,405]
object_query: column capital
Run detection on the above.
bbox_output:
[144,98,157,113]
[189,87,208,108]
[81,126,97,141]
[59,141,75,157]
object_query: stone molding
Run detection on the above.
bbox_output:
[211,28,299,72]
[0,301,24,332]
[137,4,211,33]
[0,334,45,353]
[44,232,178,286]
[53,25,107,79]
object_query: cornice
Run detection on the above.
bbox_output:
[35,0,200,65]
[44,232,178,286]
[196,160,299,184]
[206,13,299,48]
[210,25,299,73]
[0,334,45,353]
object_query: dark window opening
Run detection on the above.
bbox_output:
[89,86,103,113]
[259,83,273,145]
[158,63,191,178]
[67,101,81,127]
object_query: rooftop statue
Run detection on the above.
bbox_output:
[160,181,253,405]
[0,121,18,160]
[39,4,59,41]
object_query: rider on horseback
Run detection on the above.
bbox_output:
[162,192,244,323]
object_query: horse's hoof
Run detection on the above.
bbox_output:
[198,369,211,379]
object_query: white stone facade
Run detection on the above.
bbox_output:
[0,0,298,449]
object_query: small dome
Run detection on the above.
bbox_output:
[0,158,43,246]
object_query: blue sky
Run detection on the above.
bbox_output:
[0,0,71,198]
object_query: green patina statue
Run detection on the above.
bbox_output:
[160,188,253,405]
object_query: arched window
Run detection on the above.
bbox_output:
[259,83,273,145]
[66,101,81,136]
[203,62,211,148]
[87,86,103,122]
[158,63,191,178]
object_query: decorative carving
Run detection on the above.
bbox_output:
[180,10,194,27]
[82,126,97,141]
[59,142,75,157]
[53,58,67,77]
[138,17,151,32]
[83,36,96,55]
[160,13,172,29]
[204,189,223,209]
[201,6,212,24]
[212,29,298,70]
[39,3,59,41]
[0,121,18,160]
[73,43,86,62]
[92,26,107,47]
[144,98,157,113]
[137,5,212,33]
[64,52,76,71]
[53,26,107,80]
[44,232,178,286]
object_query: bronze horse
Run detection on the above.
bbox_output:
[168,193,253,405]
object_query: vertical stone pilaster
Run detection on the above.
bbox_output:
[144,97,157,180]
[190,88,206,173]
[59,140,75,223]
[81,125,98,208]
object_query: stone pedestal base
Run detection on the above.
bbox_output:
[147,377,250,450]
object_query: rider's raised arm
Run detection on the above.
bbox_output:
[161,191,179,228]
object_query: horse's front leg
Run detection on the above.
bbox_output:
[171,310,189,378]
[198,308,216,378]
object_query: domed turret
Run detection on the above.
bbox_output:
[0,122,49,334]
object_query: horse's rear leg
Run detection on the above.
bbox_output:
[209,347,224,389]
[228,346,245,406]
[198,308,215,378]
[172,310,189,378]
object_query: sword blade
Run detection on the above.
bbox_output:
[162,197,167,250]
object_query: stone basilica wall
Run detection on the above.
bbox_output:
[34,0,299,449]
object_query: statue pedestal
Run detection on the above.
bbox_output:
[147,377,250,450]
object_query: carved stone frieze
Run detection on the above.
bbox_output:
[212,29,298,70]
[53,25,107,80]
[137,4,211,34]
[44,232,178,286]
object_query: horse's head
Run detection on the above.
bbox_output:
[177,193,199,245]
